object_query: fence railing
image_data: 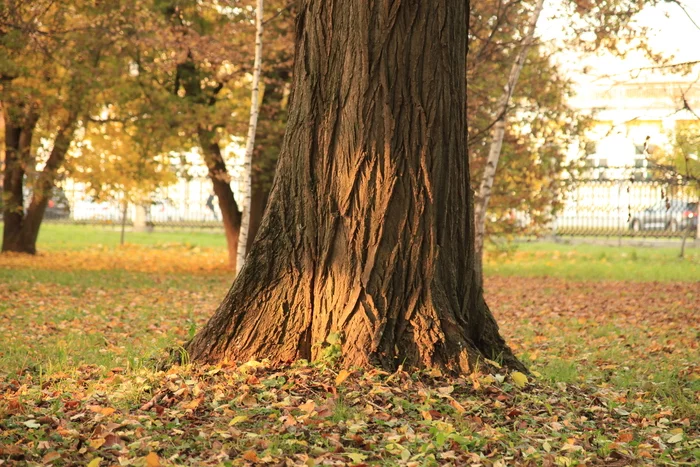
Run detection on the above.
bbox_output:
[34,177,700,240]
[554,179,698,239]
[42,177,228,229]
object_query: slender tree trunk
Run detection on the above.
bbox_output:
[17,113,78,253]
[120,198,128,245]
[473,0,545,284]
[2,119,29,252]
[247,69,293,251]
[198,129,242,268]
[2,105,39,253]
[186,0,522,374]
[236,0,265,275]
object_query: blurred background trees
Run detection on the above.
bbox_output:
[1,0,676,259]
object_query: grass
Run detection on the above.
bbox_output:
[0,225,698,465]
[35,222,227,251]
[29,223,700,281]
[485,239,699,282]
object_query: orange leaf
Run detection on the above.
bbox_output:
[299,400,316,413]
[616,432,633,443]
[145,452,160,467]
[335,369,351,386]
[242,450,259,462]
[450,399,466,414]
[88,406,115,416]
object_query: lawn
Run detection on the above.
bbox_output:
[0,224,698,465]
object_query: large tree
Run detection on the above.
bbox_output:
[186,0,522,373]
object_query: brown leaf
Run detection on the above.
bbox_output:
[42,451,61,464]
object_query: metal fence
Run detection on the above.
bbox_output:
[45,177,227,229]
[554,179,698,238]
[39,177,699,239]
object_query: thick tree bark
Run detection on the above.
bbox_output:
[187,0,522,374]
[246,179,269,252]
[198,129,243,269]
[473,0,545,284]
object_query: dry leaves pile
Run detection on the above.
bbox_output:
[0,244,231,274]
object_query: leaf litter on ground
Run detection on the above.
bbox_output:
[0,246,698,466]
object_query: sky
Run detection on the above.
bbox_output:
[539,0,700,86]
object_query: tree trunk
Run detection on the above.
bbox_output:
[186,0,523,374]
[198,129,242,269]
[2,118,29,252]
[246,178,269,252]
[236,0,265,275]
[2,105,39,253]
[473,0,545,284]
[246,68,293,251]
[16,112,78,253]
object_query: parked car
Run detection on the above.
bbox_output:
[44,187,71,220]
[629,200,698,232]
[0,186,71,220]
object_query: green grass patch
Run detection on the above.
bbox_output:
[485,240,699,281]
[35,223,227,251]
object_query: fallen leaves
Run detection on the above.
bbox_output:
[0,244,231,275]
[145,452,161,467]
[0,249,698,466]
[511,371,528,388]
[335,369,351,386]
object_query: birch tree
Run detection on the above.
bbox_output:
[473,0,545,283]
[236,0,264,275]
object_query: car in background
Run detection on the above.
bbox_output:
[43,187,71,220]
[629,200,698,232]
[0,186,71,220]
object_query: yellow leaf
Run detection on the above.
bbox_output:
[667,433,684,444]
[347,453,367,463]
[87,458,102,467]
[89,438,106,450]
[229,415,248,426]
[145,452,160,467]
[335,369,351,386]
[183,398,202,410]
[511,371,529,388]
